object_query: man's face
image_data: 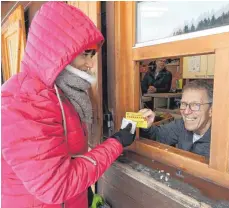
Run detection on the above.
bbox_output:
[156,59,166,70]
[70,51,95,76]
[180,89,212,134]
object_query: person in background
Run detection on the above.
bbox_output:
[141,59,172,94]
[139,80,213,158]
[1,2,135,208]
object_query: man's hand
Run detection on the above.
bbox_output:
[139,108,156,128]
[147,86,157,93]
[111,123,136,147]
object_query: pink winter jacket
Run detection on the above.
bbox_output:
[1,2,123,208]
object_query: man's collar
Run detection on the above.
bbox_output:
[150,67,167,75]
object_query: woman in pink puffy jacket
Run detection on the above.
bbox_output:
[1,2,135,208]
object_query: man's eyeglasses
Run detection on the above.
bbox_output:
[179,102,212,111]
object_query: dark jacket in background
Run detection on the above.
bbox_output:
[142,119,211,158]
[141,68,172,94]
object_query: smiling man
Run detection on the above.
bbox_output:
[139,80,213,158]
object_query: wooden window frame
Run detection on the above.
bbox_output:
[113,2,229,189]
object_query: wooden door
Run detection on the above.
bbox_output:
[1,5,26,82]
[166,62,182,89]
[68,1,103,148]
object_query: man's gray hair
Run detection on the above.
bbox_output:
[182,80,213,103]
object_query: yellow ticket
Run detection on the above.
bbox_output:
[125,112,148,128]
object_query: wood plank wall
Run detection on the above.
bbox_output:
[68,1,103,147]
[112,2,139,130]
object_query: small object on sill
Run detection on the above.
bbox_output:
[176,170,184,178]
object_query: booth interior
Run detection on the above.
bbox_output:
[138,54,215,162]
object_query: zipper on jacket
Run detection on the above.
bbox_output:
[55,85,96,207]
[79,117,87,136]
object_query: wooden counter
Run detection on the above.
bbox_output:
[98,151,229,208]
[144,92,182,98]
[143,93,182,110]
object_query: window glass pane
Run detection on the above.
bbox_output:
[136,1,229,43]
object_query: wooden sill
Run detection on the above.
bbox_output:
[122,151,229,201]
[130,139,229,189]
[137,139,208,163]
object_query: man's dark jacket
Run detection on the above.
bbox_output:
[142,119,211,158]
[141,68,172,94]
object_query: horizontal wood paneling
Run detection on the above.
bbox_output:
[98,162,186,208]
